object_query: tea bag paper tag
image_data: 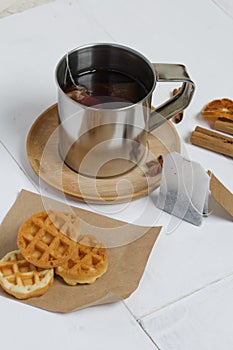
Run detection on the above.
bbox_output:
[157,152,210,225]
[208,171,233,217]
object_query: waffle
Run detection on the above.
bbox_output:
[48,210,81,242]
[0,250,54,299]
[55,234,108,285]
[17,211,77,269]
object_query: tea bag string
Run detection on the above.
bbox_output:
[65,53,87,92]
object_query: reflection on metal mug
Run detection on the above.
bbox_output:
[55,43,195,178]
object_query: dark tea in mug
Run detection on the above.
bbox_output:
[62,68,148,108]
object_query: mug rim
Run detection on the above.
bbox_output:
[55,42,157,112]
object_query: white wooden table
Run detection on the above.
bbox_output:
[0,1,232,349]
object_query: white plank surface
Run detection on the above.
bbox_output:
[0,0,233,348]
[124,202,233,319]
[0,142,36,223]
[141,274,233,350]
[0,298,157,350]
[212,0,233,17]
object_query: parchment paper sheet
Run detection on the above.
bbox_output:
[0,190,161,313]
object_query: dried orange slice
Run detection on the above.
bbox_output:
[201,98,233,121]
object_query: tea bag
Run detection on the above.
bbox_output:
[157,152,210,225]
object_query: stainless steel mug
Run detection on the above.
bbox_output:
[55,43,195,178]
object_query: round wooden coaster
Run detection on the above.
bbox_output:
[26,104,180,203]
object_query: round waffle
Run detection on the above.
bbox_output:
[47,210,81,242]
[55,234,108,285]
[0,250,54,299]
[17,211,77,268]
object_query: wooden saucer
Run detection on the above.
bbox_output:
[26,104,180,203]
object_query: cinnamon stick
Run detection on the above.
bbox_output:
[214,119,233,136]
[190,126,233,158]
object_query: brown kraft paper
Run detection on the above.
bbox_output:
[0,190,161,313]
[208,171,233,217]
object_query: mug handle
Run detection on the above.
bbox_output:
[148,63,195,132]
